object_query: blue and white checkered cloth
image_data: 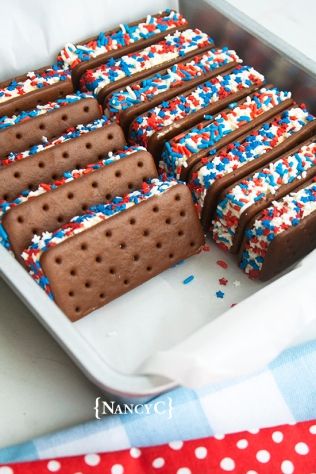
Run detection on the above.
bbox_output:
[1,339,316,463]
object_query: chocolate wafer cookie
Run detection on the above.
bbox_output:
[160,86,293,180]
[2,146,157,260]
[0,63,73,118]
[80,29,213,102]
[58,10,189,87]
[189,106,316,230]
[239,178,316,280]
[0,118,126,202]
[129,65,264,160]
[105,47,242,131]
[22,180,204,321]
[0,92,101,158]
[212,139,316,253]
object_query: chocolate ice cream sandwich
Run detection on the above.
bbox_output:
[239,178,316,280]
[212,139,316,253]
[189,106,316,230]
[0,117,126,202]
[22,180,204,321]
[1,146,157,260]
[80,29,213,101]
[0,63,73,118]
[128,65,264,160]
[0,92,101,158]
[58,10,189,87]
[160,87,293,180]
[105,47,242,131]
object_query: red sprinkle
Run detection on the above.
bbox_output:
[219,277,228,286]
[216,260,228,269]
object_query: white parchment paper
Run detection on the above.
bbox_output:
[139,250,316,387]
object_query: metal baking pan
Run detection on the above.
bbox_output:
[0,0,315,399]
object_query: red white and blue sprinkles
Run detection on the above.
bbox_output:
[58,10,188,69]
[128,65,264,147]
[105,48,242,118]
[189,106,314,215]
[240,180,316,278]
[212,142,316,251]
[0,63,70,105]
[160,87,291,179]
[80,29,212,95]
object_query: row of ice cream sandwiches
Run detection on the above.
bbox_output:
[0,10,207,116]
[0,92,203,320]
[0,9,315,320]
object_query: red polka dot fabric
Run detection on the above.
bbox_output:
[1,420,316,473]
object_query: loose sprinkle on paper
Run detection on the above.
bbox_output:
[216,290,225,299]
[219,277,228,286]
[233,280,241,287]
[217,260,228,269]
[183,275,195,285]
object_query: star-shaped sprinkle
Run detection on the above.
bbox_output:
[216,290,225,299]
[219,277,228,286]
[216,260,228,269]
[253,220,262,229]
[233,280,241,287]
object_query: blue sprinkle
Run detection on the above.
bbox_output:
[216,290,225,299]
[183,275,195,285]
